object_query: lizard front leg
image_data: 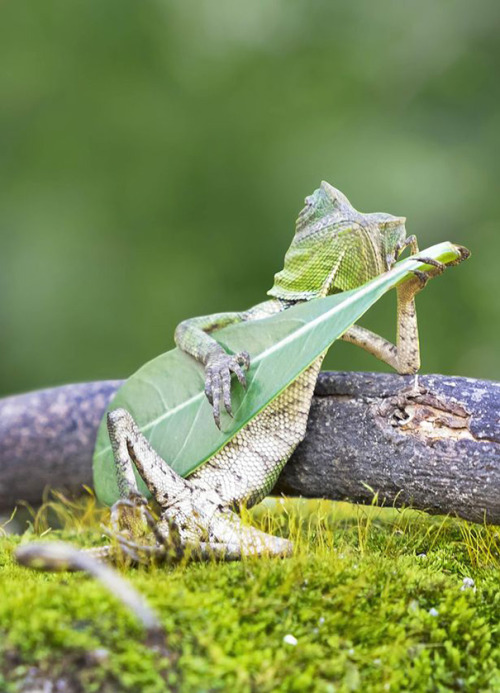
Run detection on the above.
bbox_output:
[340,235,460,374]
[174,311,249,428]
[174,300,286,427]
[341,278,422,374]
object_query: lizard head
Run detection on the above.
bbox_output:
[268,181,407,301]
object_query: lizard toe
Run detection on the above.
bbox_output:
[413,256,446,274]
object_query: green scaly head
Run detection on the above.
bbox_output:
[268,181,408,301]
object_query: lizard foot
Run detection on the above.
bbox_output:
[110,494,150,538]
[205,350,250,428]
[105,406,292,563]
[107,496,186,564]
[411,256,446,289]
[102,507,293,564]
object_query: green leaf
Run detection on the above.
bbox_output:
[93,242,466,505]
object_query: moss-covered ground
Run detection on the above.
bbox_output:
[1,496,499,692]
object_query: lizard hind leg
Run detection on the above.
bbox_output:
[106,408,233,552]
[107,408,293,560]
[106,408,191,559]
[106,409,151,538]
[107,408,190,508]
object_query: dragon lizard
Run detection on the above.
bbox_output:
[17,181,468,569]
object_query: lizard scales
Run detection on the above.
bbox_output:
[19,181,469,566]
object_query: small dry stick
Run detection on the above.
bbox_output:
[15,541,165,646]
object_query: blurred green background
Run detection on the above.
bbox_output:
[0,0,499,398]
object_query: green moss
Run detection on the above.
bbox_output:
[1,499,500,692]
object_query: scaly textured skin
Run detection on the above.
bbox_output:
[97,181,459,563]
[268,185,405,300]
[174,181,438,426]
[18,182,466,569]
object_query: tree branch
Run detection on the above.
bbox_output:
[1,373,498,523]
[275,372,500,524]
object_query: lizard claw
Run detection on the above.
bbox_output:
[410,256,446,289]
[205,350,251,428]
[411,269,430,288]
[413,256,446,274]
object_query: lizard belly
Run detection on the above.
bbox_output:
[189,354,325,509]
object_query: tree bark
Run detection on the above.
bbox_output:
[275,372,500,524]
[0,373,498,523]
